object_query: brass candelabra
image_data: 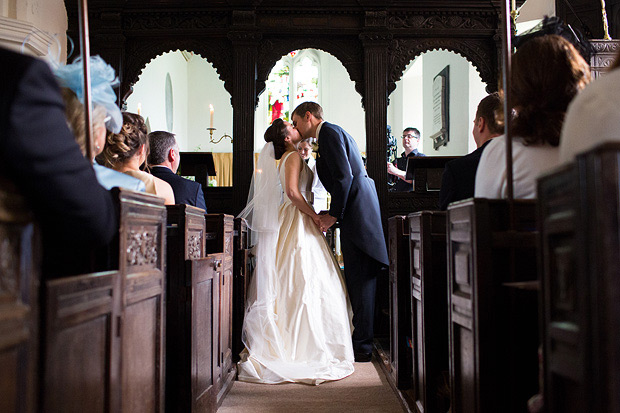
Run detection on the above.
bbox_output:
[207,128,233,144]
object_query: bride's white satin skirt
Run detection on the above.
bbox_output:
[237,202,355,385]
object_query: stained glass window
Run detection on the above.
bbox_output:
[265,49,320,123]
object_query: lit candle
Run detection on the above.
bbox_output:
[209,104,214,128]
[137,102,142,116]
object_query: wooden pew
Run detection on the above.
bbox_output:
[538,142,620,412]
[408,211,449,413]
[42,189,166,413]
[0,207,39,413]
[232,217,251,362]
[387,215,413,391]
[165,204,215,412]
[447,199,539,412]
[204,214,235,406]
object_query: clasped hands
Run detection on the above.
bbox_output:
[313,211,337,232]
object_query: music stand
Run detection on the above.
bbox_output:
[179,152,216,188]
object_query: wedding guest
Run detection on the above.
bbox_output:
[475,35,590,199]
[99,112,175,204]
[297,138,328,212]
[439,93,503,209]
[0,47,117,275]
[148,131,206,211]
[387,127,425,192]
[560,48,620,162]
[55,56,145,192]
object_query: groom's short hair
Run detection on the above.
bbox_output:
[292,102,323,120]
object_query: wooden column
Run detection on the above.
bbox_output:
[360,17,392,221]
[229,17,260,216]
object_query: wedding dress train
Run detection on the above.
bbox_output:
[237,151,354,385]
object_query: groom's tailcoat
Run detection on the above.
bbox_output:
[315,122,388,265]
[316,122,388,354]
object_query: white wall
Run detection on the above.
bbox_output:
[388,50,486,157]
[0,0,67,62]
[388,56,424,156]
[187,56,233,153]
[255,49,366,153]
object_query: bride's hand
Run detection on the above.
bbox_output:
[311,214,322,230]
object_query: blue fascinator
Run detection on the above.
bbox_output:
[54,56,123,134]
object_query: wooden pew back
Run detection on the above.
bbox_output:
[42,189,166,413]
[539,143,620,412]
[387,215,412,390]
[165,204,208,412]
[0,215,39,413]
[408,210,449,413]
[204,213,235,405]
[447,199,539,413]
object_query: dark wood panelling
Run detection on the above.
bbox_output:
[65,1,504,216]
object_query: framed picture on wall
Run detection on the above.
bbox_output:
[430,65,449,150]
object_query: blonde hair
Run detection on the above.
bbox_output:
[61,88,107,157]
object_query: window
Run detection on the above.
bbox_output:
[266,50,320,123]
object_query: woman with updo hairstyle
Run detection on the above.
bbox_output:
[263,118,290,160]
[475,34,591,199]
[100,112,175,204]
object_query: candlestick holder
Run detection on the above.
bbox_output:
[207,127,233,144]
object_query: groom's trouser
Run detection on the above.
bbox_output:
[341,236,381,355]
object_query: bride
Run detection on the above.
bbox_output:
[237,118,354,385]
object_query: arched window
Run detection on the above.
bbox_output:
[265,49,320,123]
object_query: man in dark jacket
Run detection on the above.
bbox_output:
[292,102,388,362]
[0,47,117,276]
[439,93,503,210]
[148,131,207,211]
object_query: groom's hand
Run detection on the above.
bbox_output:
[318,214,337,232]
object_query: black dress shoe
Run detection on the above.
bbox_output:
[354,352,372,362]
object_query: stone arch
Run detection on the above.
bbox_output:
[122,37,233,104]
[388,38,498,96]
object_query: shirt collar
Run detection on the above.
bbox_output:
[315,120,325,139]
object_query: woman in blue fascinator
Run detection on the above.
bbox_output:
[55,56,145,192]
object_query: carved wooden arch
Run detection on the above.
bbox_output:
[256,37,363,107]
[121,37,233,104]
[387,37,499,96]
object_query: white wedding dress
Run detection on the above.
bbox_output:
[237,151,355,385]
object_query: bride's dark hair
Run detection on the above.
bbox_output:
[264,118,288,160]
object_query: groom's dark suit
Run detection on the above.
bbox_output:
[316,122,389,355]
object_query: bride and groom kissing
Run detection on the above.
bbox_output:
[237,102,388,385]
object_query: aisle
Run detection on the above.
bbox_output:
[219,358,404,412]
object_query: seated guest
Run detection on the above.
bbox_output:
[0,47,117,274]
[55,56,145,192]
[475,35,590,199]
[560,48,620,162]
[387,127,425,191]
[99,112,175,205]
[298,138,328,212]
[439,93,503,209]
[147,131,206,211]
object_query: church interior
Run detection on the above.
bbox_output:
[1,0,620,411]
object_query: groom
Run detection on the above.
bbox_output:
[292,102,389,362]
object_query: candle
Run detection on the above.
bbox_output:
[137,102,142,116]
[511,0,516,11]
[209,104,214,128]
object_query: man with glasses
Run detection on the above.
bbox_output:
[387,127,425,191]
